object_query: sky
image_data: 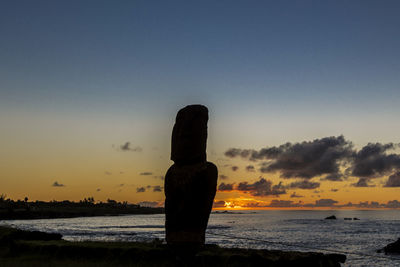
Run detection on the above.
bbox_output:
[1,0,400,209]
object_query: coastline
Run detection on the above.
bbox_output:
[0,200,164,220]
[0,226,346,267]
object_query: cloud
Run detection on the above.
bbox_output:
[225,148,253,158]
[290,192,304,198]
[384,172,400,187]
[355,201,382,208]
[269,200,302,207]
[214,199,400,209]
[218,183,234,191]
[52,181,65,187]
[246,165,255,172]
[225,136,353,180]
[140,172,153,176]
[136,185,163,192]
[323,173,344,181]
[288,180,320,189]
[351,178,374,187]
[225,137,400,182]
[385,200,400,208]
[237,178,286,197]
[136,187,146,193]
[213,200,226,208]
[153,185,163,192]
[342,200,400,209]
[350,143,400,178]
[239,202,268,208]
[314,199,338,207]
[153,175,165,180]
[120,142,142,152]
[219,174,228,180]
[231,166,239,172]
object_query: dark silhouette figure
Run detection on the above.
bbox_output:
[164,105,218,246]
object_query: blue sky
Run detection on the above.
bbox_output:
[2,1,399,117]
[1,1,400,203]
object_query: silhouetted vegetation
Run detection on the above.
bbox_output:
[0,226,345,267]
[0,195,163,220]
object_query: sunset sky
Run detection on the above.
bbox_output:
[1,1,400,209]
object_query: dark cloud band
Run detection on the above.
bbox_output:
[225,136,400,181]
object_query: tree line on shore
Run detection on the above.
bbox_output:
[0,194,164,220]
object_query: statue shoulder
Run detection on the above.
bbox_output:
[206,162,218,176]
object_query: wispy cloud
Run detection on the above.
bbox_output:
[153,185,163,192]
[140,172,153,176]
[136,187,146,193]
[245,165,255,172]
[218,183,234,191]
[219,174,228,180]
[136,185,163,193]
[290,192,304,198]
[119,142,142,152]
[52,181,65,187]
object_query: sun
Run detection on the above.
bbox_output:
[224,201,234,208]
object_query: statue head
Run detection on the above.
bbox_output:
[171,105,208,165]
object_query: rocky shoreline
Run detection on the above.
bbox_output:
[0,226,346,267]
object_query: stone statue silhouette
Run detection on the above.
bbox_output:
[164,105,218,246]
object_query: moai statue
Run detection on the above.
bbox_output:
[164,105,218,246]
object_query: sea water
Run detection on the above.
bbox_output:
[2,210,400,267]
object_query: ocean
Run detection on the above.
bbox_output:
[2,210,400,266]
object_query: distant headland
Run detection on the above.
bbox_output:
[0,195,163,220]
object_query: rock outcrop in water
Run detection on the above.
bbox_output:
[164,105,218,245]
[377,238,400,254]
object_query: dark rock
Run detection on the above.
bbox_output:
[378,238,400,254]
[10,230,62,241]
[0,227,347,267]
[165,105,218,245]
[325,215,337,220]
[0,226,62,243]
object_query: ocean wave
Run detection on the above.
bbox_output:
[95,225,164,229]
[207,225,231,230]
